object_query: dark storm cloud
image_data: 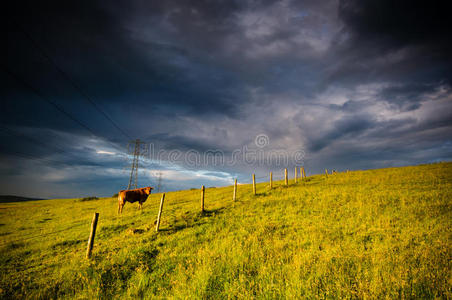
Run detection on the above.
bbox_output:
[308,116,375,152]
[145,133,219,153]
[339,0,452,52]
[2,0,452,197]
[378,83,439,111]
[328,0,452,86]
[4,0,246,128]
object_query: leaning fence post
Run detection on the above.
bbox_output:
[155,193,165,232]
[294,167,297,184]
[86,212,99,259]
[270,172,273,189]
[233,179,237,201]
[284,168,288,186]
[201,185,205,213]
[252,174,256,195]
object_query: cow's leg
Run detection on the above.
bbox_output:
[118,195,124,214]
[118,200,125,214]
[138,201,143,210]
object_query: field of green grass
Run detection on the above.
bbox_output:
[1,163,451,299]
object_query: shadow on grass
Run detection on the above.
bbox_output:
[201,207,226,217]
[99,224,129,238]
[254,191,271,197]
[51,239,83,250]
[37,218,52,223]
[1,242,25,251]
[89,248,160,299]
[158,207,226,234]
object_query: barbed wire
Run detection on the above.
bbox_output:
[1,171,308,248]
[0,213,105,246]
[0,224,87,246]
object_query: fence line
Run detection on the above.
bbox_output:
[2,166,317,257]
[0,225,85,246]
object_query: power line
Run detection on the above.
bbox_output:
[0,150,76,167]
[1,65,126,154]
[0,130,107,168]
[0,124,72,157]
[17,25,133,141]
[2,66,97,135]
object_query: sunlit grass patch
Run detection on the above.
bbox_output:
[0,162,451,298]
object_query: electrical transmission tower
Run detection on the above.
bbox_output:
[127,139,146,190]
[156,171,163,193]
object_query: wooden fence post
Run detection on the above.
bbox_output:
[201,185,205,212]
[155,193,165,232]
[284,168,288,186]
[270,172,273,189]
[252,174,256,195]
[233,179,237,201]
[86,212,99,259]
[303,167,306,178]
[294,167,297,183]
[325,169,328,178]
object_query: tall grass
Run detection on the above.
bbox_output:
[0,162,451,298]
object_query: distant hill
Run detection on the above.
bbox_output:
[0,195,44,203]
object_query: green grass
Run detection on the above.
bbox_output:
[0,163,451,299]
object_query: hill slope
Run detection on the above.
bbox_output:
[0,195,44,203]
[0,163,451,298]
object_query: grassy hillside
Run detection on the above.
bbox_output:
[0,163,451,299]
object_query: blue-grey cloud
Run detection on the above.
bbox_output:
[1,0,451,197]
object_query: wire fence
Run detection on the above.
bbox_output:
[0,168,311,258]
[0,221,88,247]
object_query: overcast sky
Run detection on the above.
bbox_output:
[2,0,452,198]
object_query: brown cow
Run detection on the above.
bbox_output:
[118,187,153,214]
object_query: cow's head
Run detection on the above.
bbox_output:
[144,187,153,195]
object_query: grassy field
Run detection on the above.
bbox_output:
[0,163,451,299]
